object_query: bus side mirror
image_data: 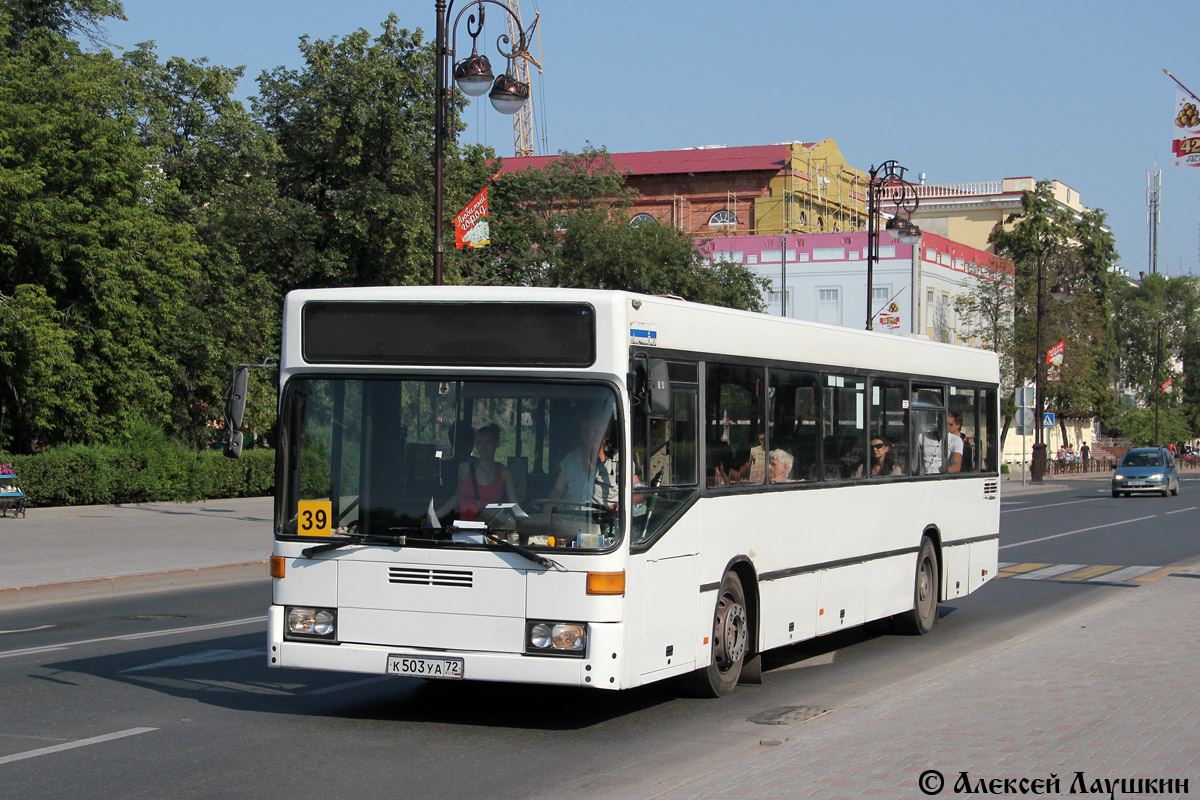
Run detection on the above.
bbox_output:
[633,358,670,417]
[223,365,249,460]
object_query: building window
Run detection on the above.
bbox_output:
[813,247,845,261]
[630,213,655,226]
[767,288,793,317]
[817,288,841,325]
[709,209,738,227]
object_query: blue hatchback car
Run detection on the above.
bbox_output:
[1111,447,1180,497]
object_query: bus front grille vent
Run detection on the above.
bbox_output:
[388,567,474,588]
[983,480,999,499]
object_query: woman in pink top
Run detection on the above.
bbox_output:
[435,424,519,521]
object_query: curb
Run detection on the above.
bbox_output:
[0,561,268,610]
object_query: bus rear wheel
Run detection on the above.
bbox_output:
[680,571,748,697]
[893,537,939,635]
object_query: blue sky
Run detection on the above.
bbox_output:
[107,0,1200,277]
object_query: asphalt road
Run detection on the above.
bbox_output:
[2,478,1197,799]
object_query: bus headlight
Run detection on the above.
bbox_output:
[286,606,338,641]
[525,620,587,656]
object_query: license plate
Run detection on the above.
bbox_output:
[1127,481,1145,487]
[386,653,464,679]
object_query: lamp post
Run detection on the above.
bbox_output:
[433,0,536,285]
[865,161,921,331]
[1030,254,1076,484]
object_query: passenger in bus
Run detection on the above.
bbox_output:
[547,408,625,510]
[768,449,799,483]
[854,436,903,477]
[434,424,519,521]
[945,417,964,474]
[948,412,971,472]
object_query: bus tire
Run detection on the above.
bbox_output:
[680,571,748,697]
[893,536,939,635]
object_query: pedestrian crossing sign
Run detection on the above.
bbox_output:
[1043,412,1055,428]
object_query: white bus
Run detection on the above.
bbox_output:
[250,286,1000,696]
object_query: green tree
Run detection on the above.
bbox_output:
[0,3,201,452]
[1,0,123,48]
[119,43,283,444]
[484,147,767,310]
[989,182,1119,441]
[252,16,494,289]
[1110,273,1200,443]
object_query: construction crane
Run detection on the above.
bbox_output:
[506,1,542,157]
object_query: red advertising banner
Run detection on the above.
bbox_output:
[1046,339,1065,365]
[454,187,489,249]
[1162,377,1174,394]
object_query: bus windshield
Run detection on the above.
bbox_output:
[277,377,624,551]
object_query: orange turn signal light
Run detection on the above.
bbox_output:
[270,556,286,579]
[586,571,625,595]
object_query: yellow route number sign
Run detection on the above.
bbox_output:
[297,500,332,536]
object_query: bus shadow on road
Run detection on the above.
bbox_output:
[41,629,681,729]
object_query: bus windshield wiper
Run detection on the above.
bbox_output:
[480,532,562,570]
[301,527,421,558]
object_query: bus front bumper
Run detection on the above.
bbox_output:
[266,605,626,689]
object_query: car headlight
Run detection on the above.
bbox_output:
[285,606,338,641]
[1113,473,1125,481]
[525,620,587,657]
[1149,473,1164,481]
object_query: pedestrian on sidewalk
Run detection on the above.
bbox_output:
[1080,441,1090,472]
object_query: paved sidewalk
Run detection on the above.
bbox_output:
[635,567,1200,800]
[0,497,272,608]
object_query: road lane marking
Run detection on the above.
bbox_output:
[999,515,1158,549]
[1057,565,1122,581]
[0,625,55,635]
[1165,506,1198,514]
[1010,564,1087,580]
[996,562,1051,575]
[1131,566,1180,582]
[1001,498,1105,513]
[0,616,265,660]
[1097,565,1163,582]
[0,727,157,766]
[120,649,262,673]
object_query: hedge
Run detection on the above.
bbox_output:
[4,445,274,508]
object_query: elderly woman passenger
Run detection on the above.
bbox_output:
[768,449,796,483]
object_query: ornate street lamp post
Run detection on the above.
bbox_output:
[1030,255,1076,484]
[865,161,921,331]
[433,0,536,285]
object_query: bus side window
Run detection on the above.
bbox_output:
[705,363,765,488]
[769,368,820,482]
[822,374,865,480]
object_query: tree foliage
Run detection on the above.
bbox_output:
[1109,272,1200,441]
[0,14,203,452]
[252,16,494,289]
[988,182,1120,428]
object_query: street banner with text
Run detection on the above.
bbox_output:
[1171,84,1200,167]
[454,187,490,249]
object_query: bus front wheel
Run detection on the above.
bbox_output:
[680,571,748,697]
[893,537,939,635]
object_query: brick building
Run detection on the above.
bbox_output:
[498,139,869,237]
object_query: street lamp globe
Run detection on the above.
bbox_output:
[1050,284,1077,303]
[488,72,530,114]
[453,53,494,97]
